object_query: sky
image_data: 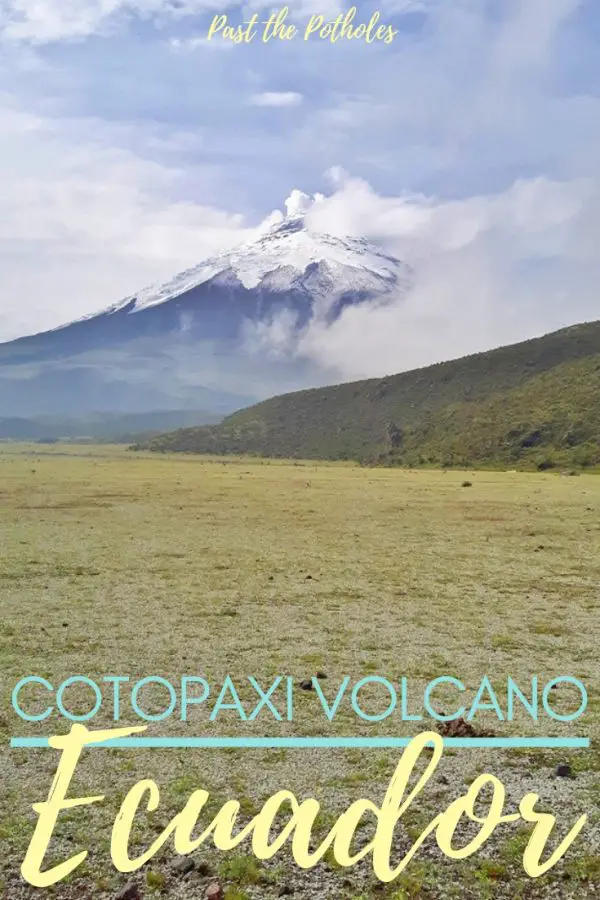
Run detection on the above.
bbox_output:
[1,0,599,377]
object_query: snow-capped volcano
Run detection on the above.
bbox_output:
[0,194,413,419]
[103,208,411,317]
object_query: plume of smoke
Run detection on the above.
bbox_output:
[246,173,599,384]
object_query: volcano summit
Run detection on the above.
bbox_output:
[0,193,413,418]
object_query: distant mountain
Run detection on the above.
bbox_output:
[0,201,412,419]
[140,321,600,470]
[0,410,222,442]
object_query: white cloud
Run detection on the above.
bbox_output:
[169,35,234,51]
[2,0,149,43]
[246,171,600,379]
[249,91,304,108]
[0,94,257,339]
[0,0,341,43]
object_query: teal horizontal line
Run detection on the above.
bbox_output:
[10,736,590,749]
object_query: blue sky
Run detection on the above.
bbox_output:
[1,0,599,375]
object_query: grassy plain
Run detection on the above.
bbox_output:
[0,444,599,899]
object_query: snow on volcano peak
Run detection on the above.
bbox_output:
[103,196,413,316]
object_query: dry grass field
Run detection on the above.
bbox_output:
[0,445,599,899]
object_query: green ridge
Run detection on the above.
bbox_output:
[140,321,600,469]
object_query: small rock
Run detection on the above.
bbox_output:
[114,883,141,900]
[462,481,473,488]
[196,861,213,877]
[62,622,69,628]
[316,671,328,680]
[205,883,224,900]
[437,775,449,785]
[305,574,313,580]
[556,764,573,778]
[299,679,314,691]
[278,885,293,897]
[172,856,195,875]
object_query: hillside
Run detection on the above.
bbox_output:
[139,321,600,469]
